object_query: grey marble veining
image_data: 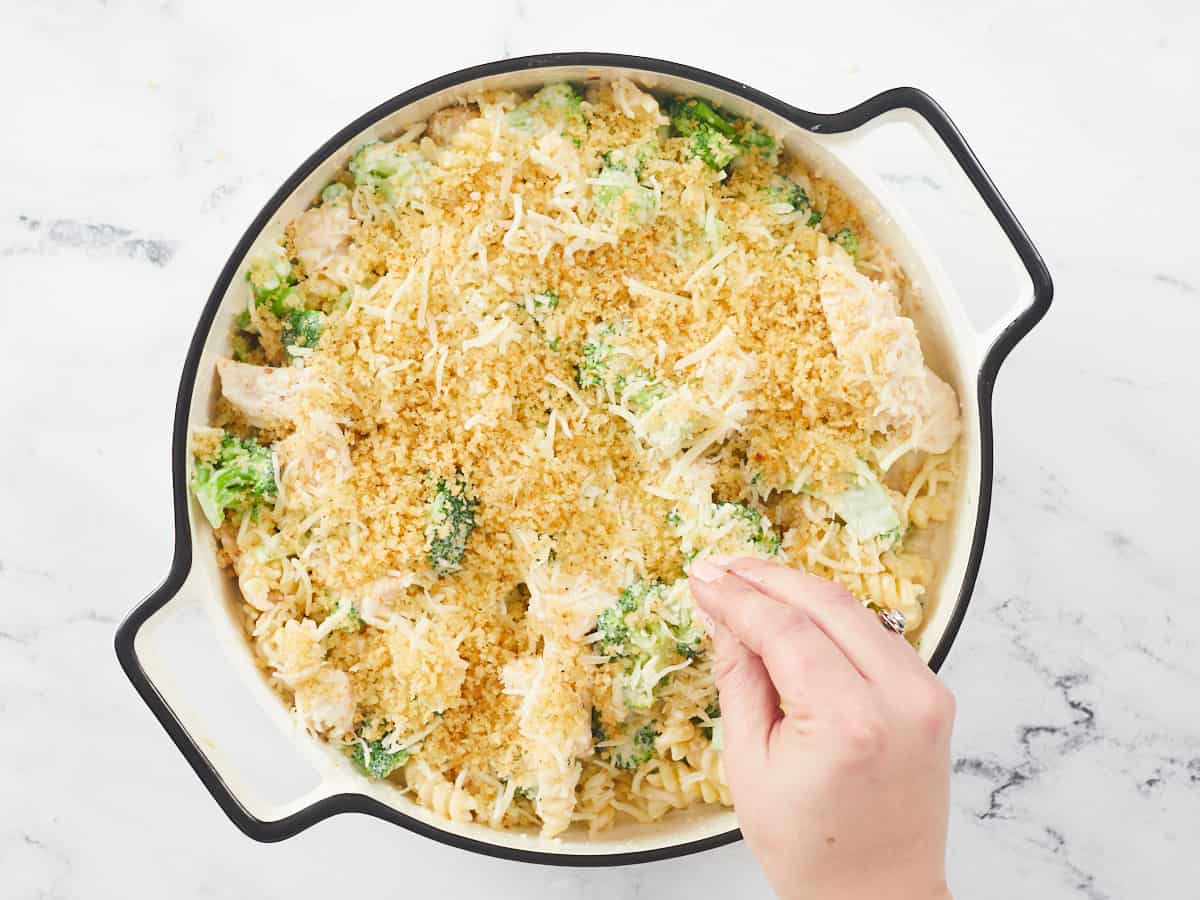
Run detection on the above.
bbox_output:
[3,0,1198,897]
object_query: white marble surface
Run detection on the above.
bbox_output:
[3,0,1199,896]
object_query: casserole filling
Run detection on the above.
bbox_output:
[190,79,961,838]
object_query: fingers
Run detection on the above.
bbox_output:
[689,567,866,719]
[713,557,927,683]
[706,619,779,764]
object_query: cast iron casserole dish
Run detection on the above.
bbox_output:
[115,52,1052,865]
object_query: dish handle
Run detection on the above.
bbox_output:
[114,558,368,841]
[813,87,1054,385]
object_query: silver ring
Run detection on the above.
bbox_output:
[877,608,907,634]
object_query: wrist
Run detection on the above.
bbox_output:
[775,871,950,900]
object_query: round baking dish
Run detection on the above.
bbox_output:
[115,52,1052,865]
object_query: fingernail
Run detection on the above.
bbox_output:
[690,558,728,583]
[698,611,716,637]
[705,553,743,569]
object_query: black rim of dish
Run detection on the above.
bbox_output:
[114,51,1053,865]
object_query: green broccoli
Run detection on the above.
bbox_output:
[349,140,427,205]
[595,583,641,655]
[575,324,618,389]
[670,98,737,140]
[602,140,657,179]
[281,308,324,360]
[320,182,349,204]
[687,127,741,171]
[191,432,277,528]
[595,580,704,710]
[669,97,742,170]
[764,175,823,226]
[426,473,479,576]
[525,289,559,326]
[719,501,783,556]
[245,241,300,316]
[736,124,777,162]
[671,500,782,567]
[593,162,658,226]
[823,464,901,544]
[576,321,651,393]
[327,595,363,633]
[507,83,587,144]
[833,227,859,257]
[614,370,666,413]
[349,738,408,779]
[609,722,658,770]
[512,785,537,801]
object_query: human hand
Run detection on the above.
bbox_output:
[688,556,955,900]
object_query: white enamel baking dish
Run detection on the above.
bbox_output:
[115,52,1052,865]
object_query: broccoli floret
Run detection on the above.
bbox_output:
[246,241,300,316]
[614,370,666,413]
[595,580,704,710]
[426,473,478,576]
[523,289,559,326]
[576,326,617,389]
[670,98,737,140]
[595,585,638,654]
[321,182,349,205]
[824,463,901,544]
[602,140,657,179]
[763,175,823,226]
[669,97,742,170]
[513,785,537,801]
[720,501,783,556]
[672,500,782,567]
[833,227,859,257]
[609,722,658,770]
[508,83,587,144]
[191,432,277,528]
[593,142,659,226]
[349,738,408,779]
[576,321,652,394]
[349,140,427,206]
[688,127,741,171]
[736,125,777,162]
[593,164,658,226]
[327,595,363,632]
[281,308,324,360]
[518,290,561,348]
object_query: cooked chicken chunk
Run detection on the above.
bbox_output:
[428,104,475,143]
[816,252,961,457]
[216,358,303,428]
[290,202,354,275]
